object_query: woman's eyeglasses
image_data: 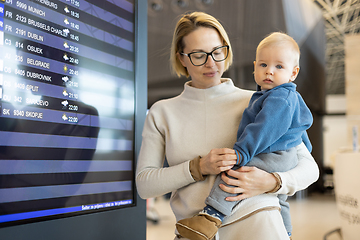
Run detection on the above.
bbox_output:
[181,45,229,66]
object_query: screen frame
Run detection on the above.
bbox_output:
[0,0,147,236]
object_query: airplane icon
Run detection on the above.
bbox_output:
[62,113,68,121]
[62,76,70,83]
[63,29,70,37]
[61,100,69,107]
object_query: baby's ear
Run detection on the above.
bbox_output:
[290,66,300,81]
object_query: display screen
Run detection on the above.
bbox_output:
[0,0,136,227]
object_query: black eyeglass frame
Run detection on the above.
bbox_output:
[181,45,229,66]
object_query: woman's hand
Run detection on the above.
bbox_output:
[199,148,237,175]
[219,166,277,201]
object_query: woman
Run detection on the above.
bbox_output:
[136,11,319,240]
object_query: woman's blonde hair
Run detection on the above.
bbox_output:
[170,11,233,77]
[256,32,300,66]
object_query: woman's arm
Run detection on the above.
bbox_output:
[135,106,196,199]
[136,133,195,200]
[275,142,320,195]
[136,108,237,199]
[136,138,237,199]
[219,142,319,201]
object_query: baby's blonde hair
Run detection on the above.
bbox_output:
[256,32,300,66]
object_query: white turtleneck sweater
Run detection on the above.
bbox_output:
[136,79,319,227]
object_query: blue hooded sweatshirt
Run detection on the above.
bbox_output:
[233,82,313,165]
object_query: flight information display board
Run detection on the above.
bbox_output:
[0,0,136,227]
